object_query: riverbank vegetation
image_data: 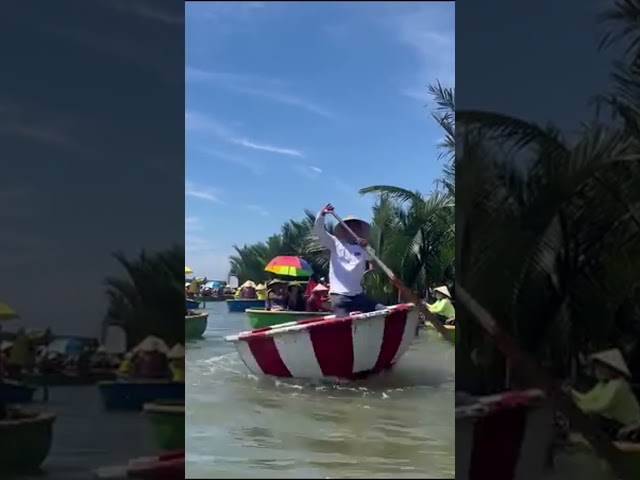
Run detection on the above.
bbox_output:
[228,82,455,305]
[103,246,184,348]
[457,1,640,394]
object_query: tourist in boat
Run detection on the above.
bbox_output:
[307,284,331,312]
[266,279,288,311]
[565,348,640,438]
[132,337,171,379]
[426,286,455,324]
[286,282,306,311]
[6,329,34,379]
[168,344,185,382]
[117,352,134,378]
[304,274,319,300]
[187,279,201,298]
[314,203,385,316]
[256,284,267,300]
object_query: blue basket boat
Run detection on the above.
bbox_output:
[185,298,200,310]
[0,380,36,403]
[97,380,185,411]
[226,298,265,313]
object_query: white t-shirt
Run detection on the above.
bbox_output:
[314,211,368,296]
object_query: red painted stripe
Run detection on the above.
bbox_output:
[309,316,354,377]
[372,311,407,372]
[468,405,528,480]
[246,335,292,377]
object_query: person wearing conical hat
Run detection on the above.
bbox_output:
[255,283,267,301]
[314,203,385,317]
[266,279,287,311]
[286,281,305,311]
[426,286,455,323]
[568,348,640,437]
[132,336,171,379]
[307,283,331,313]
[167,344,185,382]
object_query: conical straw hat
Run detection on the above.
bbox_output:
[256,283,267,291]
[334,216,370,240]
[133,335,169,354]
[590,349,630,377]
[0,303,20,322]
[433,286,451,298]
[240,280,256,289]
[168,343,185,359]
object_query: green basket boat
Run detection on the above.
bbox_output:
[571,434,640,477]
[0,409,55,472]
[185,312,208,339]
[245,308,329,329]
[425,322,456,343]
[143,401,185,450]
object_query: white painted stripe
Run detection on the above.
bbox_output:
[513,403,554,480]
[391,310,420,364]
[234,341,264,375]
[351,313,386,373]
[273,329,324,379]
[455,416,475,480]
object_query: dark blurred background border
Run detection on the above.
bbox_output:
[0,1,184,478]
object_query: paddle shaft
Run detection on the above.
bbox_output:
[329,212,454,344]
[456,286,632,479]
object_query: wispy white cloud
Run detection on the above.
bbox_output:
[293,164,323,180]
[186,66,336,119]
[186,111,305,158]
[246,205,270,217]
[231,138,304,157]
[185,180,223,204]
[197,147,263,175]
[391,6,455,100]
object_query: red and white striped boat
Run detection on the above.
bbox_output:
[225,303,419,380]
[456,389,554,480]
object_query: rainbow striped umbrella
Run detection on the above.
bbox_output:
[264,256,313,277]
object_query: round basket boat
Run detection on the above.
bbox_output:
[226,298,266,313]
[143,401,185,450]
[185,312,208,339]
[0,380,36,403]
[185,298,200,310]
[225,303,418,380]
[0,409,56,471]
[425,322,456,342]
[456,389,553,480]
[245,308,328,329]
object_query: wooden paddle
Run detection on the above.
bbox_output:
[456,285,633,480]
[329,211,454,345]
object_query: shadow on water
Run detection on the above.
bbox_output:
[186,302,454,479]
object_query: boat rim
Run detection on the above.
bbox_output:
[142,403,185,415]
[226,303,414,342]
[245,308,327,316]
[0,410,56,428]
[185,312,208,319]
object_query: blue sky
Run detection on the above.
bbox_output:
[185,1,455,280]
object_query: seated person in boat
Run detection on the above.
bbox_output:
[117,352,134,378]
[426,286,455,325]
[314,203,385,317]
[307,284,331,312]
[239,281,257,299]
[132,341,171,380]
[168,344,185,382]
[6,329,34,379]
[566,348,640,438]
[256,283,267,300]
[286,282,306,311]
[266,279,288,311]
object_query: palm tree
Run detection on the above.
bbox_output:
[455,0,640,393]
[103,245,184,348]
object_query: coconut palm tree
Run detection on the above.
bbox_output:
[455,0,640,393]
[103,245,184,348]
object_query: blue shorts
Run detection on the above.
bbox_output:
[330,293,385,317]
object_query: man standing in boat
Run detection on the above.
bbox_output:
[314,203,384,317]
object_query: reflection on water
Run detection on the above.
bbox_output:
[186,302,455,479]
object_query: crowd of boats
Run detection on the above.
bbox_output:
[0,301,186,478]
